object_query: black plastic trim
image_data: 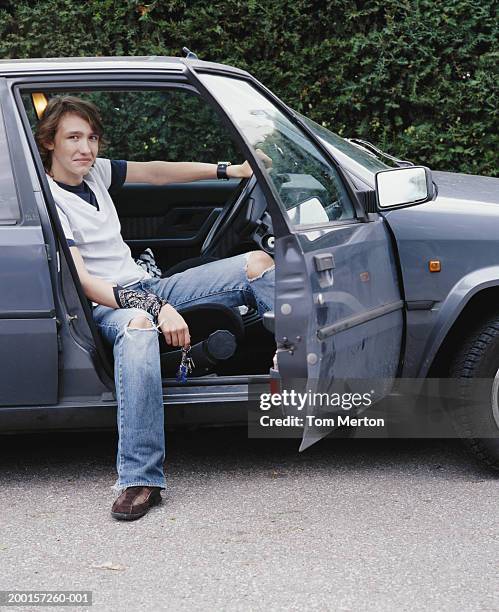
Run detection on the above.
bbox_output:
[317,300,405,340]
[0,310,55,318]
[406,300,435,310]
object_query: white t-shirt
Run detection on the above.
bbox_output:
[47,158,151,305]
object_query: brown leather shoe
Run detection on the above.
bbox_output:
[111,486,162,521]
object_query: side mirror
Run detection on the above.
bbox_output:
[375,166,435,210]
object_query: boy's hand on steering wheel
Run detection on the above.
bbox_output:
[255,148,273,169]
[228,148,273,179]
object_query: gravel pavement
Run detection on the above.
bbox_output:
[0,428,497,611]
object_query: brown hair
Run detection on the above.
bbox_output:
[34,95,106,172]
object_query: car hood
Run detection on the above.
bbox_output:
[432,171,499,206]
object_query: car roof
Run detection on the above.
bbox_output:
[0,55,249,77]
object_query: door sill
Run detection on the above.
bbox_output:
[162,374,270,387]
[159,374,269,405]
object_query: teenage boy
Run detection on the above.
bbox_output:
[35,96,275,521]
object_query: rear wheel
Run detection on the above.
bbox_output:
[448,314,499,471]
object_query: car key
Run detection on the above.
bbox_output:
[176,345,194,383]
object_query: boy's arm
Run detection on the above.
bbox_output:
[124,160,251,185]
[123,150,272,185]
[68,246,190,346]
[69,246,119,308]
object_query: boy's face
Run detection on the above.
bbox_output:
[46,113,100,184]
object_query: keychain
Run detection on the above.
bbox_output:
[176,345,195,383]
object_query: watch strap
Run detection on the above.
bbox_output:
[217,161,232,180]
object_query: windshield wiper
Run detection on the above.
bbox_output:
[346,138,414,168]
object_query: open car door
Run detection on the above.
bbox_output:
[194,69,404,450]
[274,220,404,450]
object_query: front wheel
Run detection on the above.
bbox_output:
[448,314,499,471]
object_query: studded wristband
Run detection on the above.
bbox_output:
[113,285,168,325]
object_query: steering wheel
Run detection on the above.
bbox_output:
[201,175,257,256]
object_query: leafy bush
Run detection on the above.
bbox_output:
[1,0,497,175]
[22,88,241,163]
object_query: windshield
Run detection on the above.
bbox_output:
[297,114,391,186]
[199,74,357,225]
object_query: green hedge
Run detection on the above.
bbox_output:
[1,0,497,176]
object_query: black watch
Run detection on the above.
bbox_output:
[217,161,232,180]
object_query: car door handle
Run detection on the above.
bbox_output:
[313,253,335,288]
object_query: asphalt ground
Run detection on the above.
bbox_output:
[0,428,497,612]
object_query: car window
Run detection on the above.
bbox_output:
[199,74,356,225]
[0,105,21,224]
[21,89,241,165]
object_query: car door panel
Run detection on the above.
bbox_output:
[113,179,240,270]
[0,79,58,406]
[276,216,404,449]
[191,70,404,449]
[122,207,220,245]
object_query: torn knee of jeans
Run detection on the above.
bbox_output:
[245,251,275,282]
[128,315,154,329]
[248,264,275,282]
[123,314,158,338]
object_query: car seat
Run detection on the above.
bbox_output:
[160,254,276,376]
[159,302,245,377]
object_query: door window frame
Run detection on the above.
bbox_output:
[188,65,370,230]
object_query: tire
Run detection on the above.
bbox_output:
[448,314,499,471]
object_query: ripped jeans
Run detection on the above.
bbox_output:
[92,252,275,493]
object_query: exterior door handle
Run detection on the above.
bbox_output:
[313,253,335,288]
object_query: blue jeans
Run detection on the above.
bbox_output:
[92,252,275,493]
